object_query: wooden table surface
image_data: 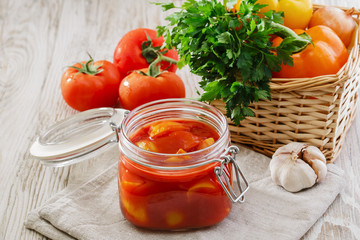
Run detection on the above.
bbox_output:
[1,0,359,239]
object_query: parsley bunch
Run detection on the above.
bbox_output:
[156,0,311,125]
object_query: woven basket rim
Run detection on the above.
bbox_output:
[270,4,360,92]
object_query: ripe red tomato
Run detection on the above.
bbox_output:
[61,57,120,111]
[113,28,178,80]
[119,68,185,110]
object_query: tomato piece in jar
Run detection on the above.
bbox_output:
[149,121,189,138]
[133,120,219,154]
[135,140,158,152]
[119,119,232,230]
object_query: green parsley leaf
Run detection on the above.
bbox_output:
[152,2,176,11]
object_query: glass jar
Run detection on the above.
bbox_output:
[30,99,248,230]
[117,99,248,230]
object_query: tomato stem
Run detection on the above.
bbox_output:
[136,53,177,78]
[148,54,163,78]
[159,55,178,65]
[141,33,177,78]
[69,54,103,76]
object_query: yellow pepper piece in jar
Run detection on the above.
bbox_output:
[176,148,187,154]
[122,198,147,224]
[149,121,188,138]
[121,170,144,189]
[166,210,184,227]
[197,137,215,150]
[165,148,191,163]
[136,140,158,152]
[121,180,142,188]
[187,181,217,200]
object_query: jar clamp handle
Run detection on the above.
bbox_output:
[110,109,130,143]
[214,146,249,203]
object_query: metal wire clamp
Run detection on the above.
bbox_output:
[214,145,249,203]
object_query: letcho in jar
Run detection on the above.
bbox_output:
[29,99,248,230]
[117,99,248,230]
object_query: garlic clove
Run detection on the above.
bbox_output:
[269,153,289,184]
[310,159,327,182]
[273,142,306,158]
[302,146,327,182]
[303,146,326,164]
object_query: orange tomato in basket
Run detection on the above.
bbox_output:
[272,25,349,78]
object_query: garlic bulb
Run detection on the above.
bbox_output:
[269,142,327,192]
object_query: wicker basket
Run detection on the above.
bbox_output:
[211,5,360,162]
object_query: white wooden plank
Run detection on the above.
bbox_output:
[0,0,66,239]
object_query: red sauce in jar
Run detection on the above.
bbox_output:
[119,119,232,230]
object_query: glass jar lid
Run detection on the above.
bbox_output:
[30,108,129,167]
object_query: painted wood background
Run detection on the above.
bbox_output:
[0,0,359,239]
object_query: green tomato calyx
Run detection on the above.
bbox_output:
[69,54,103,76]
[140,33,178,78]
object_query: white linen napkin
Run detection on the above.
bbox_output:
[25,145,345,240]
